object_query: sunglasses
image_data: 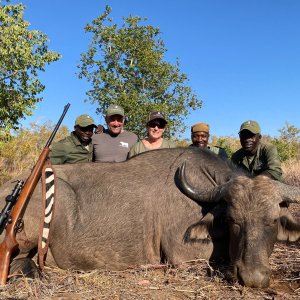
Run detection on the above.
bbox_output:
[77,125,95,132]
[148,122,165,129]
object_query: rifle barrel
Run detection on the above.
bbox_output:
[45,103,70,147]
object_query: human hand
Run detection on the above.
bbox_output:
[95,125,104,134]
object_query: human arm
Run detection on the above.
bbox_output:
[128,142,140,159]
[219,148,229,160]
[48,141,67,165]
[95,125,104,134]
[260,143,282,181]
[230,150,241,167]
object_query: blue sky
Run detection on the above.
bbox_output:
[8,0,300,139]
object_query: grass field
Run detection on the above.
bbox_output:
[0,236,300,299]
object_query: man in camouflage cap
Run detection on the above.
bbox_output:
[49,114,97,164]
[190,122,228,160]
[231,120,282,181]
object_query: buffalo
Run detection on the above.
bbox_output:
[0,147,300,288]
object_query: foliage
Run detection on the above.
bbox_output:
[1,121,300,185]
[175,138,190,147]
[272,122,300,161]
[211,135,240,158]
[0,2,61,133]
[78,5,201,138]
[212,124,300,161]
[0,122,68,185]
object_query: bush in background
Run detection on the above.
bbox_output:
[0,122,299,186]
[0,122,68,185]
[272,123,300,162]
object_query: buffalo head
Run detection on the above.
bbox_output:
[177,161,300,288]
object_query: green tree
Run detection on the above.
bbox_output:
[0,2,60,132]
[272,122,300,161]
[211,136,239,158]
[78,5,201,138]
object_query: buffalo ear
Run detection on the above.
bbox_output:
[277,215,300,242]
[183,218,212,244]
[183,203,227,244]
[183,209,217,243]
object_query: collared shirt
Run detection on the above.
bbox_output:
[49,132,93,164]
[231,141,282,181]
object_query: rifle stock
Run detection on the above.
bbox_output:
[0,103,70,284]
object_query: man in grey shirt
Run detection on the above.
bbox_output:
[93,104,138,162]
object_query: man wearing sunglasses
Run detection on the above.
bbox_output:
[190,122,228,160]
[128,111,176,158]
[231,120,282,181]
[49,114,97,164]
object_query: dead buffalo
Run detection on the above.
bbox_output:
[0,147,300,288]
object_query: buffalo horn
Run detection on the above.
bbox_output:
[177,161,229,203]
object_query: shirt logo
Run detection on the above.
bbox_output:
[119,141,129,148]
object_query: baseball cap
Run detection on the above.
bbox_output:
[191,122,209,133]
[75,114,96,127]
[239,120,261,134]
[106,104,125,117]
[147,111,167,124]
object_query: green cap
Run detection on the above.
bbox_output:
[75,114,96,127]
[239,120,261,134]
[106,104,125,117]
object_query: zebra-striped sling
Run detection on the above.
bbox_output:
[38,160,56,270]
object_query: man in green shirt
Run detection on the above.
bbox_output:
[49,114,97,164]
[231,120,282,181]
[190,122,228,160]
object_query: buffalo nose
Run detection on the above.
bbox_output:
[238,266,271,288]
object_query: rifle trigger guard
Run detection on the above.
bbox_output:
[16,219,24,233]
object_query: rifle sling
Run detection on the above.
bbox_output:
[38,160,56,270]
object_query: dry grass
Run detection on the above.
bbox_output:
[1,201,300,299]
[282,159,300,186]
[1,241,300,300]
[0,123,69,185]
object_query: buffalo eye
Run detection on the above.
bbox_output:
[227,216,241,235]
[264,218,278,228]
[231,223,241,236]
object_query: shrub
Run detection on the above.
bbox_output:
[0,122,69,185]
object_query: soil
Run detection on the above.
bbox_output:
[0,208,300,299]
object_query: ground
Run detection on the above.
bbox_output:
[0,206,300,299]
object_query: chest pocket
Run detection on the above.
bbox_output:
[252,158,267,175]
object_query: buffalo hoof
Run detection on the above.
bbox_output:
[9,258,41,281]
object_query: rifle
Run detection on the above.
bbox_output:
[0,103,70,284]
